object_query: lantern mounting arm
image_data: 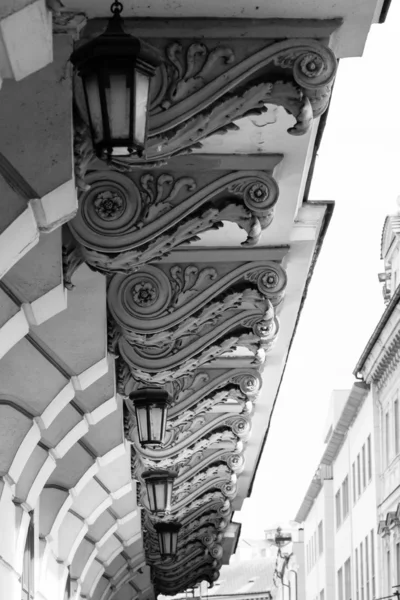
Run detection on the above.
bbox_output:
[110,1,124,15]
[106,1,127,35]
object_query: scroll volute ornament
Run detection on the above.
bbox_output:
[106,38,337,166]
[73,36,336,182]
[68,168,280,276]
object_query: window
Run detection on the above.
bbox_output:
[386,411,390,466]
[355,548,359,600]
[370,530,376,600]
[314,531,317,563]
[311,535,315,567]
[357,454,361,497]
[338,567,344,600]
[360,542,364,600]
[352,462,357,503]
[395,399,399,456]
[367,435,372,481]
[397,542,400,590]
[64,570,71,600]
[318,521,324,555]
[362,445,366,490]
[342,476,349,519]
[345,558,352,600]
[365,535,370,600]
[311,536,314,568]
[22,515,34,600]
[336,490,342,528]
[387,549,391,594]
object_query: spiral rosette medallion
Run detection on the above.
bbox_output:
[292,46,337,89]
[242,262,287,306]
[235,372,262,398]
[208,544,224,560]
[229,416,252,440]
[242,176,279,215]
[225,452,245,473]
[70,171,142,251]
[108,266,172,327]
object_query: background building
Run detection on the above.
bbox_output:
[295,384,379,600]
[355,204,400,597]
[0,1,390,599]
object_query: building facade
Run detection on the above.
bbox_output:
[355,205,400,597]
[295,384,379,600]
[266,526,306,600]
[0,1,390,600]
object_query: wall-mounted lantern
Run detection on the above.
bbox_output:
[70,0,161,158]
[142,469,177,515]
[154,522,182,558]
[129,389,171,446]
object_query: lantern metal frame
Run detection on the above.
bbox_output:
[70,0,161,158]
[154,521,182,558]
[129,388,171,447]
[142,469,178,515]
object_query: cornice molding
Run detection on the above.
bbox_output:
[82,17,342,41]
[361,305,400,391]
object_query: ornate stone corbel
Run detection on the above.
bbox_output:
[94,38,337,166]
[68,169,280,273]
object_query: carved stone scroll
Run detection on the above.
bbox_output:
[100,38,337,165]
[68,168,280,277]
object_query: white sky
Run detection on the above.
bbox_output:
[237,2,400,537]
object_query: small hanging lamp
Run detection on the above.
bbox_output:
[70,1,161,158]
[154,522,182,558]
[129,388,171,447]
[142,469,177,514]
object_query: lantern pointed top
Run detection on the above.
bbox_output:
[70,0,161,158]
[104,1,128,36]
[110,0,124,15]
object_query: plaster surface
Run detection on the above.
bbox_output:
[63,0,385,57]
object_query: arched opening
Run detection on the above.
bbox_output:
[21,514,34,600]
[64,569,71,600]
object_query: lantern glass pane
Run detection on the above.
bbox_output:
[83,72,103,145]
[154,480,166,512]
[146,481,156,512]
[150,406,163,442]
[135,406,149,444]
[171,530,178,555]
[161,530,171,555]
[106,70,130,146]
[133,69,150,146]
